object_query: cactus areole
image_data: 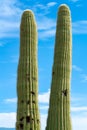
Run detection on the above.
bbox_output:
[46,4,72,130]
[16,10,40,130]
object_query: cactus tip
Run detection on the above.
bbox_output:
[58,4,70,15]
[59,4,69,9]
[22,9,34,18]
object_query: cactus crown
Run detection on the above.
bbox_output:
[21,10,35,20]
[58,4,70,16]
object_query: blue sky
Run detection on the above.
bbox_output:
[0,0,87,129]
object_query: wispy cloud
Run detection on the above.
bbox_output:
[39,29,56,39]
[72,65,87,82]
[0,0,22,38]
[0,42,6,47]
[34,2,57,10]
[72,65,82,72]
[39,20,87,38]
[38,19,87,39]
[71,96,85,102]
[40,105,49,110]
[47,2,57,7]
[4,98,17,103]
[70,0,79,2]
[0,0,87,39]
[81,74,87,82]
[37,16,56,38]
[83,75,87,81]
[0,55,19,64]
[0,0,22,17]
[10,56,19,63]
[73,20,87,34]
[71,106,87,112]
[0,0,57,39]
[40,106,87,112]
[37,17,56,30]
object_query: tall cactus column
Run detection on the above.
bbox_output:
[16,10,40,130]
[46,4,72,130]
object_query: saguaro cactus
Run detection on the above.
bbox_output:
[46,4,72,130]
[16,10,40,130]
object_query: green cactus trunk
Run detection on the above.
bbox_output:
[46,4,72,130]
[16,10,40,130]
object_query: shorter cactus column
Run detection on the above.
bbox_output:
[46,4,72,130]
[16,10,40,130]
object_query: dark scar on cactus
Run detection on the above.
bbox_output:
[37,119,40,123]
[62,89,68,96]
[20,123,23,129]
[52,71,55,75]
[31,91,35,95]
[21,100,24,103]
[32,100,35,104]
[27,100,30,104]
[20,117,24,121]
[26,116,30,123]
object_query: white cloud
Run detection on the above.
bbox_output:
[72,115,87,130]
[47,2,57,7]
[0,20,19,31]
[41,114,47,130]
[0,112,16,128]
[37,16,56,39]
[0,0,22,17]
[73,20,87,34]
[4,98,17,103]
[0,0,57,39]
[0,0,22,38]
[0,0,87,39]
[1,112,87,130]
[71,96,85,102]
[2,89,87,130]
[0,19,19,38]
[40,105,49,110]
[34,2,57,10]
[37,17,56,30]
[39,89,50,103]
[72,65,82,72]
[39,29,56,39]
[71,106,87,112]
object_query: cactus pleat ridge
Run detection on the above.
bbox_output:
[46,4,72,130]
[16,10,40,130]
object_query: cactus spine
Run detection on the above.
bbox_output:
[16,10,40,130]
[46,4,72,130]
